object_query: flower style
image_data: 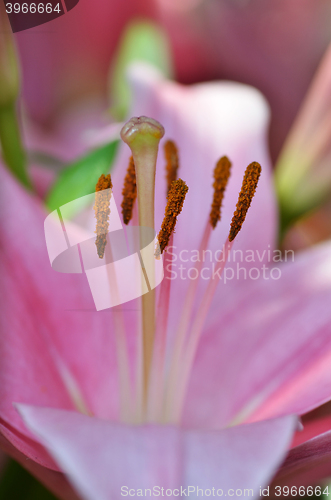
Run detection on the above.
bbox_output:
[3,65,331,499]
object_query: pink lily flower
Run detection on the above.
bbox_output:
[2,65,331,499]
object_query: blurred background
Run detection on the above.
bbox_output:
[14,0,331,161]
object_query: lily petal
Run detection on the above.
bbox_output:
[273,431,331,488]
[17,404,297,500]
[292,415,331,448]
[0,164,137,465]
[183,241,331,428]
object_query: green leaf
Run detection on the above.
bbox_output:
[0,104,31,190]
[46,140,119,217]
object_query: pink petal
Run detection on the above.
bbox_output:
[0,165,137,463]
[273,431,331,487]
[17,404,297,500]
[292,414,331,448]
[183,240,331,428]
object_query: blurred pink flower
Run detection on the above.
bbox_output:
[157,0,331,161]
[15,0,331,163]
[2,67,331,498]
[14,0,157,123]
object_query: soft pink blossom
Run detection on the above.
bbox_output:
[2,66,331,498]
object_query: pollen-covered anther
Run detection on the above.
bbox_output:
[121,156,137,225]
[156,179,189,256]
[94,173,112,259]
[228,161,261,242]
[209,156,232,229]
[164,140,179,194]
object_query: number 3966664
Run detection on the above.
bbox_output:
[5,3,61,13]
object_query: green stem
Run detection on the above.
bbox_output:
[0,103,31,189]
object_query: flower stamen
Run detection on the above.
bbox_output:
[164,156,231,420]
[229,161,261,241]
[121,156,137,225]
[164,140,179,194]
[169,161,262,423]
[94,174,112,259]
[147,149,183,422]
[210,156,232,229]
[156,178,189,256]
[94,174,133,422]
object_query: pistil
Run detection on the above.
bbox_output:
[120,116,165,406]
